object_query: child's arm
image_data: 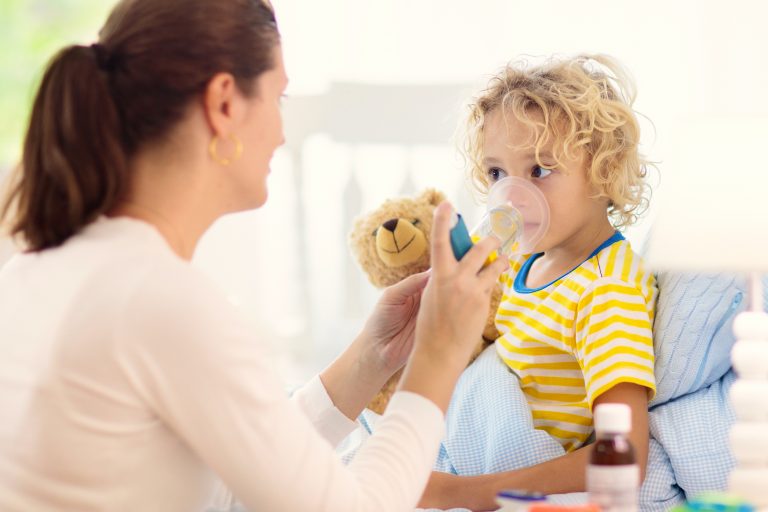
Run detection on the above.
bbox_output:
[418,382,650,511]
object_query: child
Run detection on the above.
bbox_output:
[422,54,656,510]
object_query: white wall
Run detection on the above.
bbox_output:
[191,0,768,384]
[4,0,765,384]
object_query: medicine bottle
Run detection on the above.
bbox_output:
[587,403,639,512]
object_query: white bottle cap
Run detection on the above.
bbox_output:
[594,403,632,434]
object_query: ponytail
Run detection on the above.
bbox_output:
[0,44,127,251]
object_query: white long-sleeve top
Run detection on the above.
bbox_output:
[0,217,444,512]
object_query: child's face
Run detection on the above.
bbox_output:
[481,110,610,253]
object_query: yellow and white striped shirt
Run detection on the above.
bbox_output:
[495,232,656,452]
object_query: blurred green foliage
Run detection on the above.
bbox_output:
[0,0,114,170]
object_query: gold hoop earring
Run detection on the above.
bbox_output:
[209,134,243,166]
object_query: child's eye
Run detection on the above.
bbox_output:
[531,166,553,179]
[488,167,508,182]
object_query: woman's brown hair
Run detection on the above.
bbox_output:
[0,0,279,251]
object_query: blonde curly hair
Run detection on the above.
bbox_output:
[463,54,652,229]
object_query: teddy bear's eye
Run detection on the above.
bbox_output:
[412,219,420,226]
[371,227,379,237]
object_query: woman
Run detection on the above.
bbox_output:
[0,1,507,511]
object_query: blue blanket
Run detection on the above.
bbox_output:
[392,344,736,511]
[354,273,767,511]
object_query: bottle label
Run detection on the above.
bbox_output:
[587,464,639,512]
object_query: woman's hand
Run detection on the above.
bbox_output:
[320,201,508,419]
[318,262,430,421]
[414,202,508,367]
[398,202,509,412]
[358,270,430,377]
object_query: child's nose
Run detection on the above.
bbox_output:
[508,189,528,208]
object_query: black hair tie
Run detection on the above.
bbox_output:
[90,43,114,72]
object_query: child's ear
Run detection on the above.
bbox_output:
[418,188,446,207]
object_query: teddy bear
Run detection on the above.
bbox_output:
[348,188,502,414]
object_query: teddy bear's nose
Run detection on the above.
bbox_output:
[382,218,399,233]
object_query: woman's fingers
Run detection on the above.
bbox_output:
[385,270,430,300]
[457,235,500,275]
[478,254,509,290]
[429,202,456,276]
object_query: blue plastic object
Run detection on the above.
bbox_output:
[671,492,756,512]
[497,489,547,501]
[449,213,473,260]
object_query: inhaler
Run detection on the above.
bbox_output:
[450,177,550,260]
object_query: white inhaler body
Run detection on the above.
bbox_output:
[471,176,550,257]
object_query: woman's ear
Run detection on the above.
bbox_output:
[203,72,238,137]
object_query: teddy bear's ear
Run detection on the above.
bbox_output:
[418,188,446,207]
